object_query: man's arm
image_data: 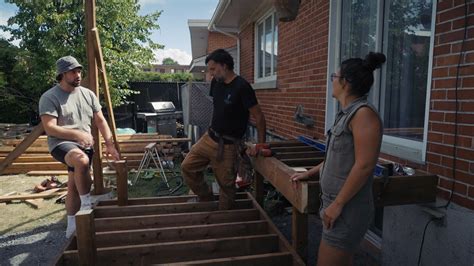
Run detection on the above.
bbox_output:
[93,110,120,160]
[41,115,93,147]
[249,104,266,143]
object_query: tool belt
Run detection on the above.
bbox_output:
[208,128,243,162]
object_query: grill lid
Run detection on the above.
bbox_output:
[148,101,176,113]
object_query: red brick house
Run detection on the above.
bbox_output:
[194,0,473,265]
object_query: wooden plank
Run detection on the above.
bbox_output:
[292,207,308,262]
[61,234,279,265]
[75,209,97,266]
[91,27,120,156]
[275,151,325,159]
[247,192,305,266]
[373,172,438,206]
[0,123,44,175]
[85,0,103,195]
[94,209,260,231]
[69,220,268,249]
[93,199,253,218]
[98,192,248,206]
[268,140,307,147]
[0,188,66,203]
[271,146,317,153]
[254,172,264,206]
[24,199,44,209]
[280,157,324,167]
[252,156,313,213]
[113,160,128,206]
[161,252,293,266]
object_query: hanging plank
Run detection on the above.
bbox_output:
[0,123,44,175]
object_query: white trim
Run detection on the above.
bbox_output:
[325,0,341,132]
[422,2,438,162]
[254,9,278,84]
[327,0,436,163]
[252,79,277,90]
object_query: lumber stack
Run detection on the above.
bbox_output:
[0,133,188,175]
[55,192,304,265]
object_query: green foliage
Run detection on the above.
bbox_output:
[0,0,163,123]
[132,71,194,82]
[162,57,178,65]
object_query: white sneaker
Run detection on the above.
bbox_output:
[66,222,76,238]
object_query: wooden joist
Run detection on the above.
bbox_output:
[0,188,67,203]
[93,199,253,218]
[62,234,280,265]
[162,252,293,266]
[69,220,268,248]
[98,192,248,206]
[94,208,261,232]
[56,192,304,265]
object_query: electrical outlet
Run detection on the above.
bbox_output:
[421,206,447,227]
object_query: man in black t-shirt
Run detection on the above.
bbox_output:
[181,49,266,210]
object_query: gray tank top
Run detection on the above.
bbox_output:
[320,96,381,202]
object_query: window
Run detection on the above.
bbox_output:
[255,11,278,82]
[327,0,435,162]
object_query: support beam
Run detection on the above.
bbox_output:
[69,220,268,248]
[85,0,103,194]
[162,252,293,266]
[98,192,248,206]
[93,199,253,218]
[62,234,279,265]
[75,209,97,266]
[94,209,260,232]
[291,207,308,263]
[113,160,128,206]
[91,27,120,156]
[0,123,44,175]
[253,172,264,206]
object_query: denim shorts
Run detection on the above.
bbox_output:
[51,142,93,172]
[320,193,374,252]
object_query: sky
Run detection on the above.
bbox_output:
[0,0,219,65]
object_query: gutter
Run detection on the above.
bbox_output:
[208,0,241,75]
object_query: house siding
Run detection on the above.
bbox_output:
[240,0,473,210]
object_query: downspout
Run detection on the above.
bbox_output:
[208,0,240,75]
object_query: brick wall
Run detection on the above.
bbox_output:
[240,0,330,140]
[239,0,473,209]
[424,0,474,209]
[207,32,237,54]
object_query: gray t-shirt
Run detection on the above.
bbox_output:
[38,85,101,152]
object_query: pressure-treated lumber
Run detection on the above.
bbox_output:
[93,199,253,218]
[0,123,44,175]
[161,252,293,266]
[0,188,67,203]
[62,234,279,265]
[75,209,97,266]
[94,209,260,232]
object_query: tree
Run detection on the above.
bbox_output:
[162,57,178,65]
[0,0,163,123]
[132,71,193,82]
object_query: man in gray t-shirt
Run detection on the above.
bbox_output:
[39,56,119,238]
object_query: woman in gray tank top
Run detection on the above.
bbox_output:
[291,52,386,265]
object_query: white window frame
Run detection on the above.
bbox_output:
[326,0,437,163]
[254,9,278,87]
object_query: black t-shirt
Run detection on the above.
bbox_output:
[209,76,258,138]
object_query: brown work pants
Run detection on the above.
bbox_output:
[181,132,237,210]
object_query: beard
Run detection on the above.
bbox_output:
[67,79,81,87]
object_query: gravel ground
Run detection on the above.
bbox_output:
[0,221,68,266]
